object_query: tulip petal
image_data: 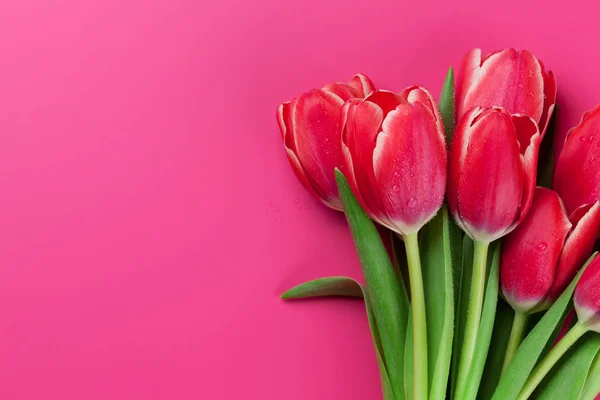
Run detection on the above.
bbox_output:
[365,90,407,118]
[372,102,447,234]
[547,201,600,302]
[554,104,600,214]
[342,99,390,225]
[322,82,361,102]
[458,48,545,125]
[500,188,571,313]
[349,73,375,97]
[402,86,446,142]
[540,70,557,135]
[277,101,332,206]
[448,107,480,234]
[510,115,542,232]
[574,255,600,333]
[292,89,346,208]
[452,108,524,242]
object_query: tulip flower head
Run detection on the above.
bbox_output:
[457,48,556,135]
[447,107,542,243]
[341,87,447,235]
[501,188,600,314]
[554,104,600,215]
[574,254,600,333]
[277,74,375,210]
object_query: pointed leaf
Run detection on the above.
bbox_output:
[492,252,598,400]
[535,332,600,399]
[282,276,395,399]
[281,276,364,299]
[420,206,460,399]
[581,349,600,400]
[336,170,409,400]
[479,300,516,400]
[451,235,474,398]
[439,67,455,143]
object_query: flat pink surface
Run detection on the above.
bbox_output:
[0,0,599,399]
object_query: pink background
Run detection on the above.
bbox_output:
[0,0,598,398]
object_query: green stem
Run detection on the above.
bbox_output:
[517,321,588,400]
[502,311,529,374]
[454,240,489,399]
[404,232,428,400]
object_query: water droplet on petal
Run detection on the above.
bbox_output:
[394,171,400,177]
[324,137,330,142]
[294,199,300,204]
[407,197,417,208]
[536,242,548,251]
[392,185,400,193]
[580,136,587,142]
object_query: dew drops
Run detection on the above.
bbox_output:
[294,199,300,204]
[407,197,418,208]
[536,242,548,251]
[394,171,400,177]
[324,137,330,143]
[392,185,400,193]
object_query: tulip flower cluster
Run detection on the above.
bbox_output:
[279,48,600,400]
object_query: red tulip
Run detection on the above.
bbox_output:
[341,87,447,235]
[554,104,600,216]
[574,254,600,333]
[456,48,556,136]
[447,107,542,242]
[501,188,600,313]
[277,74,375,210]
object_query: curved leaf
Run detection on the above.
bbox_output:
[439,67,455,143]
[492,252,597,400]
[581,348,600,400]
[535,332,600,399]
[451,235,474,398]
[479,300,516,400]
[337,170,409,400]
[282,276,394,399]
[421,205,460,399]
[281,276,364,299]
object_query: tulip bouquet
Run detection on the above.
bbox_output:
[278,48,600,400]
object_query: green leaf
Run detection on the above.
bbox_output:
[479,300,516,400]
[439,67,455,144]
[463,242,501,400]
[451,235,474,398]
[491,252,597,400]
[420,205,460,399]
[282,276,395,399]
[536,104,559,188]
[535,332,600,399]
[581,347,600,400]
[336,170,409,400]
[281,276,364,299]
